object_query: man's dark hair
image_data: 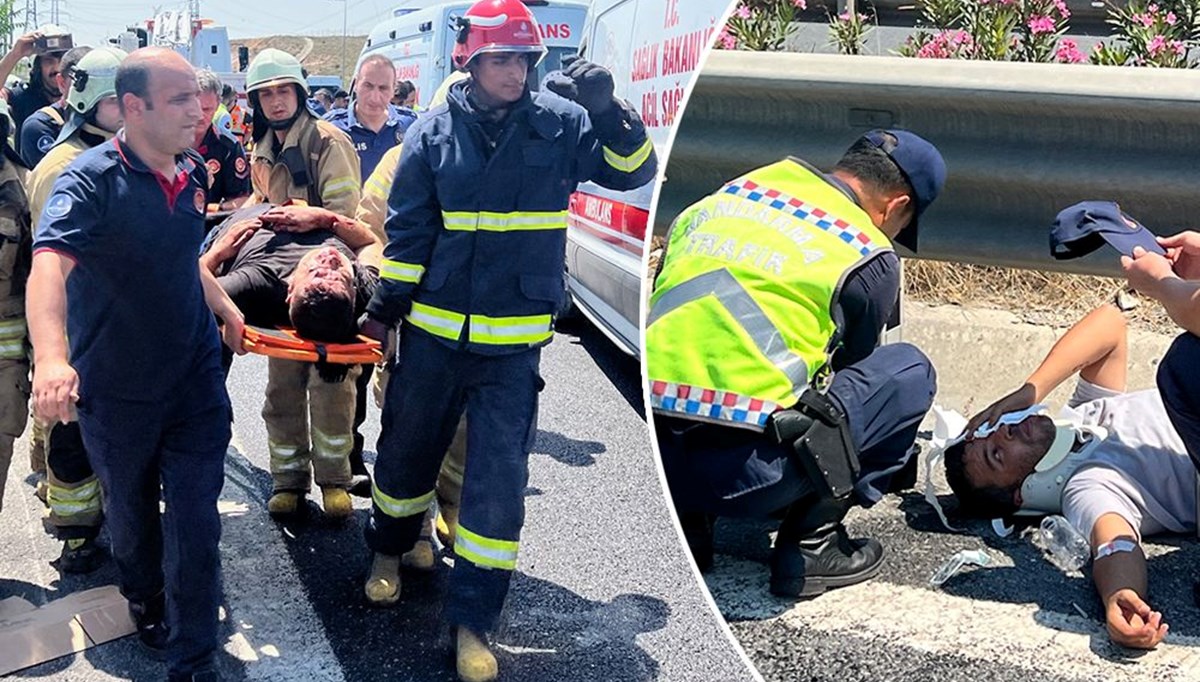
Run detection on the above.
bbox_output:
[833,133,914,199]
[115,59,153,114]
[942,440,1021,518]
[334,89,348,99]
[395,80,415,99]
[290,282,357,343]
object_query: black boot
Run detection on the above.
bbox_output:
[348,442,372,498]
[678,512,715,573]
[128,591,169,660]
[769,496,883,598]
[56,537,106,574]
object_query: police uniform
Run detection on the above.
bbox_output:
[195,124,250,207]
[363,77,656,633]
[247,69,364,506]
[18,101,66,169]
[324,103,417,182]
[34,135,230,677]
[26,121,116,547]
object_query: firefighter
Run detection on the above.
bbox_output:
[645,131,945,598]
[243,47,364,519]
[0,99,33,525]
[193,69,250,212]
[19,44,90,169]
[28,47,244,681]
[357,1,657,679]
[25,46,127,574]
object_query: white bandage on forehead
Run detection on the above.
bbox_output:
[923,404,1050,533]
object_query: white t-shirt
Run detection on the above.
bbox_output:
[1059,379,1197,543]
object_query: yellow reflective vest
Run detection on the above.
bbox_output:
[646,159,892,429]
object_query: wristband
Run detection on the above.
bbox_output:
[1095,538,1138,560]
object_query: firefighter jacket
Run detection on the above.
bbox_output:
[249,112,362,218]
[365,80,657,355]
[645,159,893,429]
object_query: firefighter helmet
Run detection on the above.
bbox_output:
[245,48,308,94]
[450,0,547,71]
[67,46,127,115]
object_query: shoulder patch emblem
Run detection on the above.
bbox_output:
[37,135,54,152]
[194,188,206,214]
[234,156,248,176]
[45,193,71,218]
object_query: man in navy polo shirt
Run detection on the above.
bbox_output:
[193,68,250,212]
[27,47,245,682]
[325,54,417,182]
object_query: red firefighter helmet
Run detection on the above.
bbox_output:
[450,0,547,71]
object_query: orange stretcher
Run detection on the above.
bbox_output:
[242,325,383,364]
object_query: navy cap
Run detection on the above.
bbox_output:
[862,129,946,252]
[1050,201,1166,260]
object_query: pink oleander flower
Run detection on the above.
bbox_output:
[793,0,807,9]
[735,4,752,19]
[1148,34,1167,55]
[1170,39,1187,56]
[1028,15,1056,34]
[718,27,737,49]
[1055,38,1086,62]
[1148,3,1159,12]
[1165,11,1177,25]
[1053,0,1071,19]
[839,10,851,20]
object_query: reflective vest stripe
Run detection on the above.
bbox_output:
[324,176,359,198]
[365,175,390,200]
[48,478,101,516]
[724,181,882,257]
[380,259,424,284]
[406,301,466,341]
[647,268,808,389]
[468,314,553,345]
[372,485,434,519]
[603,138,654,173]
[441,210,568,232]
[311,428,352,460]
[0,341,24,360]
[648,381,780,428]
[454,525,519,570]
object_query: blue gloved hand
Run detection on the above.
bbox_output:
[544,55,615,117]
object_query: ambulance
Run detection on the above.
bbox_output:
[564,0,731,356]
[358,0,588,107]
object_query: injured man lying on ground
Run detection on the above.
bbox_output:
[940,302,1194,650]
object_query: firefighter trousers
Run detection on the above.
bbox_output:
[0,358,29,513]
[366,330,542,634]
[263,358,361,492]
[46,421,102,538]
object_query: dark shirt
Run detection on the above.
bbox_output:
[195,125,251,205]
[19,101,65,169]
[821,172,901,371]
[32,135,222,405]
[323,103,417,182]
[209,214,377,328]
[9,83,53,158]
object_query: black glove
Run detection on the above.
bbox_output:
[544,55,615,117]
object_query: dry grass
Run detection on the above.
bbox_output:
[648,235,1171,333]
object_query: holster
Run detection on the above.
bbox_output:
[776,391,861,501]
[280,146,310,188]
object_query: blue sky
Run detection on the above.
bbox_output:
[44,0,403,46]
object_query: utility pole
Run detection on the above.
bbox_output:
[48,0,56,25]
[22,0,35,30]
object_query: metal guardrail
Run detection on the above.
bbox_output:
[655,52,1200,276]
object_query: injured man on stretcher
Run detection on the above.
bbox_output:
[941,302,1194,650]
[200,203,382,345]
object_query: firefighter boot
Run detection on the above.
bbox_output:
[769,495,883,598]
[435,418,466,547]
[456,627,498,682]
[267,491,303,517]
[364,552,401,606]
[57,537,105,574]
[435,502,459,548]
[402,508,436,570]
[321,487,353,519]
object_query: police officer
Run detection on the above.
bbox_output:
[325,55,417,182]
[243,47,363,519]
[25,46,127,574]
[646,131,944,598]
[193,69,250,212]
[28,47,243,681]
[357,0,656,678]
[8,25,71,158]
[19,45,90,169]
[0,100,34,525]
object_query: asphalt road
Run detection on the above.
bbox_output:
[0,320,757,682]
[704,439,1200,682]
